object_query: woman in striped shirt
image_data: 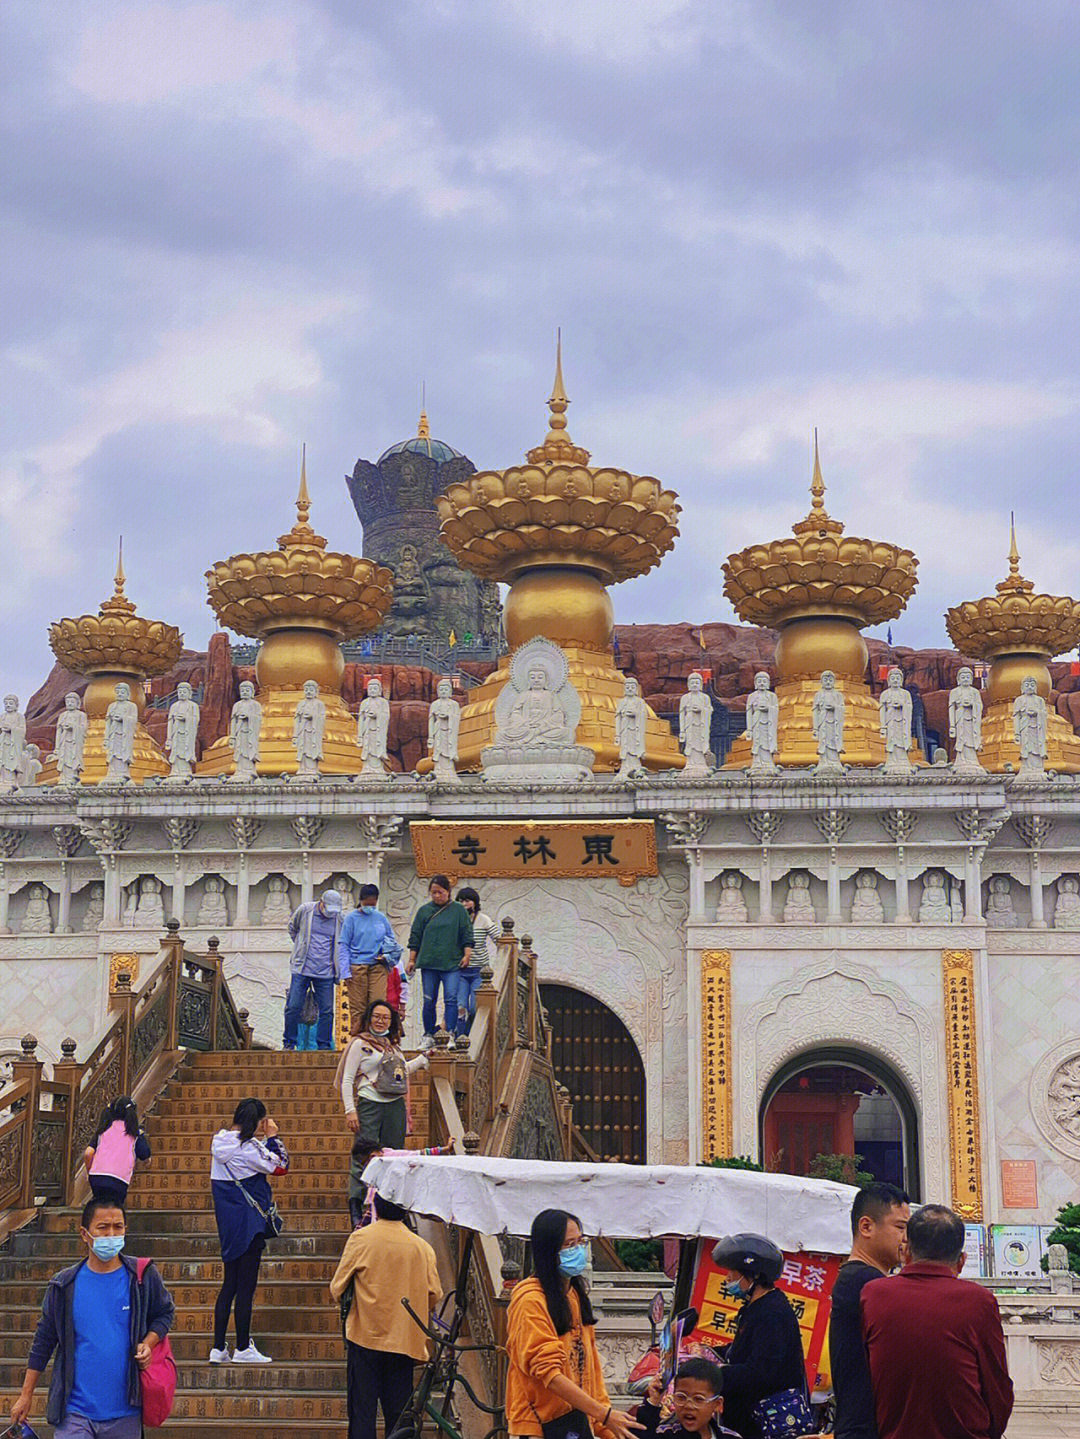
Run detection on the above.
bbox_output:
[450,887,497,1046]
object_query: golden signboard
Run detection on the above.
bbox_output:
[409,820,657,884]
[701,950,733,1161]
[942,949,983,1221]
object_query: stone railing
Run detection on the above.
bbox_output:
[0,921,251,1219]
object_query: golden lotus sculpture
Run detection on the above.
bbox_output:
[199,458,394,777]
[945,522,1080,772]
[41,549,182,784]
[723,440,920,768]
[433,346,683,771]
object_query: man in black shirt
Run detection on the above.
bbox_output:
[829,1182,910,1439]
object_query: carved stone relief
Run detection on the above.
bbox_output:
[1030,1038,1080,1162]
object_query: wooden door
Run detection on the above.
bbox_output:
[763,1092,859,1176]
[540,984,646,1163]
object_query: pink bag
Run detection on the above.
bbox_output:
[136,1258,177,1427]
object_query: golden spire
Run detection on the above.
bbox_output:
[791,429,843,536]
[996,511,1033,594]
[417,411,430,439]
[100,535,137,617]
[278,443,326,550]
[526,329,591,465]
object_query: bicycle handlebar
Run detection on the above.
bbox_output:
[400,1295,501,1354]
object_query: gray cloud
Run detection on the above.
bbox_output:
[2,0,1078,701]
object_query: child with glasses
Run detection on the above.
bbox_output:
[638,1358,738,1439]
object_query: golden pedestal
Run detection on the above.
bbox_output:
[198,688,365,777]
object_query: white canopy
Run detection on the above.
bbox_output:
[363,1154,857,1254]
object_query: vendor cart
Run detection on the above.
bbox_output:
[363,1154,857,1439]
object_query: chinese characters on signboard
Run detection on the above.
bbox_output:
[942,949,984,1221]
[701,951,733,1161]
[409,820,658,882]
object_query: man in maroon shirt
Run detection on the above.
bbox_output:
[862,1204,1013,1439]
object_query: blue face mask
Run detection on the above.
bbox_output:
[558,1243,589,1278]
[723,1277,748,1298]
[91,1235,125,1261]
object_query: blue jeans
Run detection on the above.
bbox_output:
[283,974,335,1049]
[421,968,457,1038]
[447,967,483,1035]
[56,1417,143,1439]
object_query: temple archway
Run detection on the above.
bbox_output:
[759,1047,920,1199]
[540,983,646,1163]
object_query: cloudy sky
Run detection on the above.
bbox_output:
[3,1,1079,698]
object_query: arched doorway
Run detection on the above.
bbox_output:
[540,984,646,1163]
[759,1048,920,1198]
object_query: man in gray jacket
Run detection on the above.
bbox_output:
[283,887,343,1050]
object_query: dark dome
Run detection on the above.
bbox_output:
[377,434,464,465]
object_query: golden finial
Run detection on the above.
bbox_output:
[98,535,137,617]
[114,536,126,595]
[810,428,826,514]
[791,429,843,536]
[997,510,1033,593]
[417,411,430,440]
[526,330,591,465]
[296,443,311,525]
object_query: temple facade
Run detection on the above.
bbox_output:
[3,358,1080,1245]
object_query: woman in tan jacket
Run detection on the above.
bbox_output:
[506,1209,643,1439]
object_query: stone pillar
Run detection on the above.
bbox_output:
[826,855,842,925]
[236,853,250,927]
[0,863,9,934]
[964,845,983,923]
[103,860,121,927]
[57,860,72,934]
[300,853,313,905]
[894,859,910,924]
[687,850,706,923]
[758,850,774,923]
[1015,816,1053,930]
[1029,851,1046,928]
[171,857,186,928]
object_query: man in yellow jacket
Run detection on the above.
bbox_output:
[330,1192,441,1439]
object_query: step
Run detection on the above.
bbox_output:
[0,1386,349,1422]
[147,1115,353,1135]
[0,1303,344,1335]
[0,1356,346,1388]
[130,1137,354,1161]
[40,1208,349,1233]
[2,1257,339,1284]
[12,1232,346,1260]
[0,1331,348,1363]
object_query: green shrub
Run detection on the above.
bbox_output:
[1040,1202,1080,1275]
[808,1153,875,1187]
[700,1155,765,1171]
[614,1238,665,1271]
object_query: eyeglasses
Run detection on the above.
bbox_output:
[672,1395,716,1407]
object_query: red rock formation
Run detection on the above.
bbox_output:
[197,633,238,756]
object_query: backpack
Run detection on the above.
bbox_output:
[386,965,402,1013]
[136,1258,177,1427]
[91,1121,137,1184]
[374,1047,408,1097]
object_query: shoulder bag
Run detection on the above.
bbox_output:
[750,1381,812,1438]
[225,1144,287,1239]
[135,1258,177,1427]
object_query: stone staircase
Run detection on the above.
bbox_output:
[0,1046,431,1435]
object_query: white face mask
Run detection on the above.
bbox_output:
[370,1018,390,1036]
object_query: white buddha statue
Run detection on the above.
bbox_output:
[783,871,816,923]
[22,884,53,934]
[51,693,89,786]
[1053,875,1080,930]
[851,871,885,923]
[715,871,749,923]
[197,875,230,928]
[918,869,952,924]
[985,875,1017,929]
[502,667,571,746]
[261,875,293,926]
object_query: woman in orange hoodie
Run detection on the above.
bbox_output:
[507,1209,644,1439]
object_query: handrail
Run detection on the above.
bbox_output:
[2,921,252,1219]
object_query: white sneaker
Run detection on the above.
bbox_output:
[208,1347,231,1364]
[232,1343,272,1364]
[420,1033,435,1052]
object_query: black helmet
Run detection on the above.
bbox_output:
[711,1233,784,1284]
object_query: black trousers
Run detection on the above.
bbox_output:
[347,1341,415,1439]
[213,1234,265,1350]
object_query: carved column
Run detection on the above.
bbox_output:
[82,821,131,928]
[53,827,81,933]
[815,810,850,924]
[231,818,262,928]
[357,815,404,888]
[292,816,327,907]
[700,950,733,1161]
[162,819,199,927]
[1016,817,1052,929]
[747,812,782,922]
[0,828,23,931]
[661,812,708,921]
[881,809,917,924]
[942,949,983,1220]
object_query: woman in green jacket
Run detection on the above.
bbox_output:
[406,874,473,1048]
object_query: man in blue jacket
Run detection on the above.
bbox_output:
[339,882,402,1036]
[283,887,344,1050]
[10,1195,175,1437]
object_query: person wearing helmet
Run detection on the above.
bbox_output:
[708,1234,807,1438]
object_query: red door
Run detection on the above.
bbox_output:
[763,1092,859,1176]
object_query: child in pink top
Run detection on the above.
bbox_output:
[83,1095,152,1204]
[348,1134,453,1229]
